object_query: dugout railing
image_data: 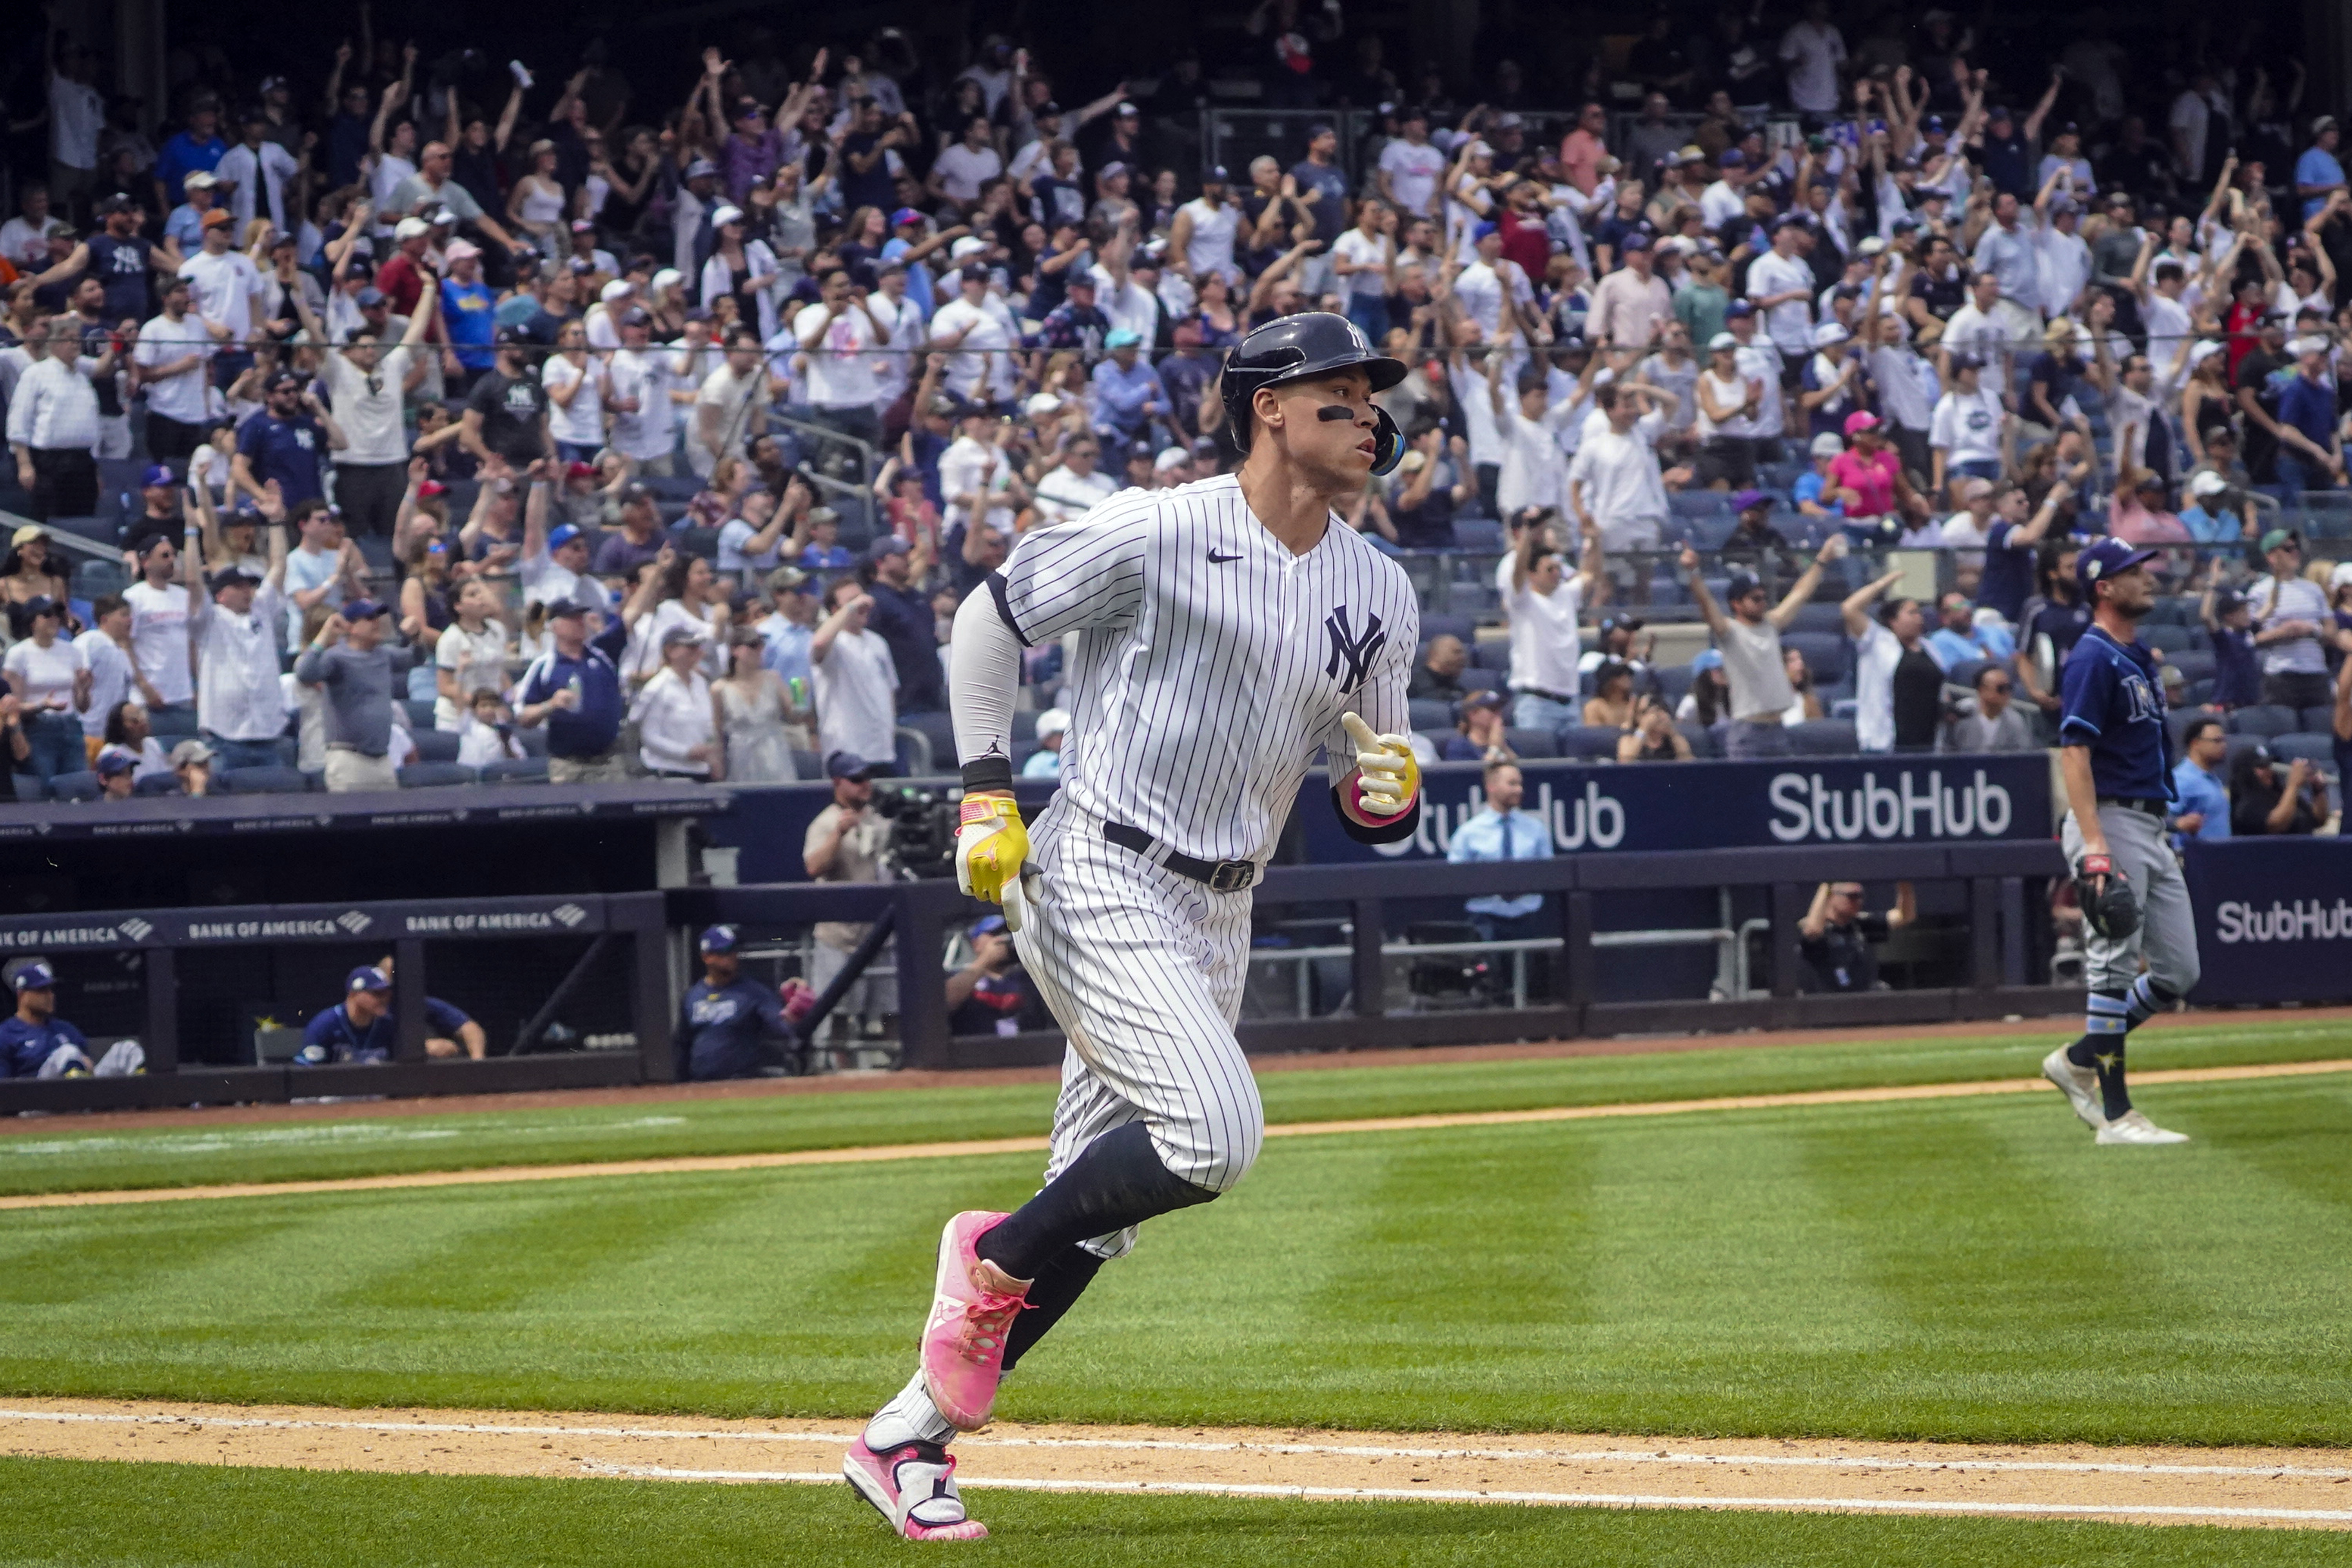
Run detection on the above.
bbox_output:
[0,892,673,1114]
[675,837,2081,1073]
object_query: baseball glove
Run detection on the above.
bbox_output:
[2074,854,2140,940]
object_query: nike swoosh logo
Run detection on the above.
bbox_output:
[1207,550,1244,563]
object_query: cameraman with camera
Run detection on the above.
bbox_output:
[803,750,892,1043]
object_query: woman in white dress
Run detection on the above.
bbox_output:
[541,319,609,465]
[711,630,798,782]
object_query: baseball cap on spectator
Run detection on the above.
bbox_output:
[20,595,62,622]
[2291,335,2331,357]
[11,960,57,992]
[890,207,925,228]
[546,523,587,552]
[1960,478,1995,503]
[1099,161,1129,181]
[430,210,459,228]
[1724,571,1764,603]
[1724,299,1755,319]
[766,565,812,598]
[494,323,529,344]
[1461,688,1507,715]
[867,535,910,563]
[1034,708,1073,742]
[96,193,133,217]
[1104,328,1142,350]
[394,216,430,240]
[1731,489,1769,514]
[341,598,387,620]
[570,218,598,235]
[200,209,232,229]
[184,170,218,191]
[141,462,174,488]
[1115,102,1139,119]
[2188,471,2229,501]
[95,746,140,780]
[1025,392,1067,419]
[1691,648,1724,673]
[826,751,874,781]
[1718,149,1745,169]
[969,914,1009,943]
[684,158,718,180]
[445,239,481,261]
[545,598,592,621]
[698,925,740,955]
[1154,446,1190,473]
[1842,410,1880,436]
[2076,537,2161,593]
[1619,231,1651,252]
[1809,432,1844,457]
[1812,321,1849,347]
[960,261,991,283]
[347,965,392,995]
[1706,331,1738,352]
[710,205,745,228]
[207,564,261,592]
[2259,527,2301,553]
[355,286,387,307]
[659,625,701,650]
[1471,219,1500,243]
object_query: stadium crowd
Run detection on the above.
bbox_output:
[0,5,2347,818]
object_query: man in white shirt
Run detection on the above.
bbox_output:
[1746,216,1818,361]
[214,106,302,234]
[867,263,927,414]
[1029,434,1117,528]
[177,209,264,357]
[1585,233,1672,350]
[1777,1,1848,116]
[2035,198,2091,322]
[1699,151,1749,229]
[1486,352,1572,517]
[1937,477,1998,553]
[6,328,107,520]
[132,277,216,461]
[1927,353,2004,501]
[185,535,290,771]
[1452,225,1532,359]
[927,114,1004,210]
[939,408,1022,541]
[123,534,195,720]
[795,266,889,457]
[606,310,681,475]
[1566,381,1678,559]
[48,50,105,209]
[1938,272,2012,390]
[320,290,432,540]
[694,330,769,481]
[1503,526,1605,731]
[1377,109,1447,219]
[810,578,899,768]
[1726,304,1787,441]
[929,263,1017,408]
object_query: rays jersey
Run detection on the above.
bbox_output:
[989,474,1418,866]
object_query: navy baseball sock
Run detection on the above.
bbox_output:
[1000,1244,1106,1373]
[977,1122,1217,1282]
[2066,991,2133,1119]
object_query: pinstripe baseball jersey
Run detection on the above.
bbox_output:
[991,474,1418,865]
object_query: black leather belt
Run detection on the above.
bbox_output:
[1102,822,1258,892]
[1510,686,1577,704]
[2096,796,2168,819]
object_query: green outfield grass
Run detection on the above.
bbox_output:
[2,1014,2346,1197]
[9,1456,2342,1567]
[4,1071,2351,1447]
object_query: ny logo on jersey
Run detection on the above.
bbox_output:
[1323,604,1387,693]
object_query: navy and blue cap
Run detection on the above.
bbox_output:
[140,462,174,488]
[346,965,392,995]
[11,960,57,992]
[699,924,740,955]
[968,914,1009,941]
[2075,538,2161,596]
[1725,570,1765,601]
[826,750,874,780]
[546,522,585,550]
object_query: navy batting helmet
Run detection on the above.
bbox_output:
[1219,312,1407,475]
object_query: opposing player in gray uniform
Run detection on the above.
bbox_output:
[842,313,1426,1540]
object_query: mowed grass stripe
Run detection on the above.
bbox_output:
[9,1057,2348,1214]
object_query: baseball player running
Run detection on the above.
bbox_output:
[843,313,1424,1541]
[2042,539,2194,1145]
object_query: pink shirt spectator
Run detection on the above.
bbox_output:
[1559,128,1607,196]
[2108,497,2193,544]
[1827,448,1900,519]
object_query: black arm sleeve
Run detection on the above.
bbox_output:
[1328,786,1421,844]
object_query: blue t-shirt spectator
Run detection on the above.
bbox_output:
[2210,623,2262,708]
[678,975,789,1080]
[2296,145,2347,220]
[1290,158,1349,247]
[298,996,472,1065]
[154,131,228,206]
[0,1013,89,1078]
[441,276,497,370]
[2277,372,2336,456]
[2170,754,2231,842]
[517,616,630,759]
[864,579,943,713]
[236,408,328,505]
[1791,470,1846,518]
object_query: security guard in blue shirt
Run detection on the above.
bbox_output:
[679,926,793,1080]
[2042,539,2197,1146]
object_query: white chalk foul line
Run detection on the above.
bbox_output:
[5,1410,2348,1483]
[579,1461,2352,1524]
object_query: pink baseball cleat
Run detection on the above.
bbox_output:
[843,1436,988,1540]
[918,1210,1032,1431]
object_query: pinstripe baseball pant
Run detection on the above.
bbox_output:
[1014,797,1265,1261]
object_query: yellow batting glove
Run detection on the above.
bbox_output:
[1340,711,1420,817]
[956,791,1035,932]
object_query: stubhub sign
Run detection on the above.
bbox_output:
[1297,755,2049,862]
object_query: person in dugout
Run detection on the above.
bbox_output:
[0,961,145,1078]
[946,915,1051,1037]
[297,964,486,1063]
[679,924,796,1079]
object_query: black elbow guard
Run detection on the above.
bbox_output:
[1331,786,1421,844]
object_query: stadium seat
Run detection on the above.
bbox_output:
[397,762,477,787]
[902,711,958,770]
[1788,601,1846,634]
[2300,706,2339,735]
[674,526,722,561]
[2166,649,2216,685]
[1009,710,1038,742]
[1505,727,1560,759]
[1451,518,1503,552]
[2269,733,2334,769]
[892,727,935,776]
[353,534,394,573]
[49,771,101,802]
[147,704,200,738]
[1946,658,1993,691]
[1787,719,1859,756]
[409,730,462,763]
[1420,613,1475,642]
[791,750,823,779]
[514,725,548,757]
[39,515,114,548]
[72,559,128,601]
[8,773,49,800]
[134,771,184,795]
[1677,721,1720,758]
[2141,622,2198,653]
[2227,704,2299,739]
[1472,639,1513,671]
[1653,664,1695,704]
[1559,724,1624,761]
[218,766,309,794]
[402,699,438,732]
[1409,698,1457,733]
[1782,631,1849,686]
[1457,666,1497,693]
[478,758,551,784]
[2167,706,2223,752]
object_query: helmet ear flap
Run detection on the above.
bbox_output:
[1369,405,1403,477]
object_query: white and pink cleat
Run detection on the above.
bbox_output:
[843,1436,989,1541]
[918,1210,1033,1431]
